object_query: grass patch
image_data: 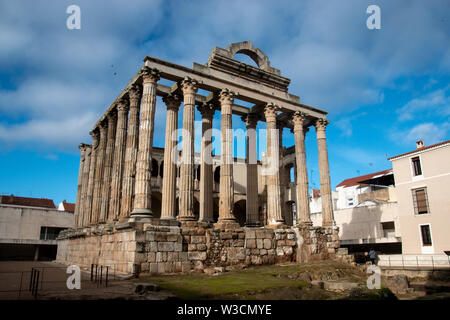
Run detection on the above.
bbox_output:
[138,261,359,300]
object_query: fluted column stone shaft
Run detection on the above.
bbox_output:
[85,130,98,226]
[120,85,141,220]
[92,122,108,225]
[244,114,260,226]
[100,113,117,223]
[160,94,181,220]
[109,101,129,222]
[178,78,198,221]
[74,144,86,228]
[264,103,284,225]
[198,104,215,222]
[80,145,92,227]
[292,112,312,226]
[218,89,236,222]
[131,67,160,216]
[315,119,334,227]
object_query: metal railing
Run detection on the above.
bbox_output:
[378,254,450,270]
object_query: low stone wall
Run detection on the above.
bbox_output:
[56,220,340,275]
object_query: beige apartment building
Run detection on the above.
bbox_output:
[389,139,450,255]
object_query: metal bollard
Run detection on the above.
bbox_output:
[105,266,109,288]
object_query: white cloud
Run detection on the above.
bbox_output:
[0,0,449,153]
[390,122,449,146]
[397,86,450,121]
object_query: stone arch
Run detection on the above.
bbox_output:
[233,199,246,227]
[226,41,271,71]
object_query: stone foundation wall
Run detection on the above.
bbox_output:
[56,220,340,275]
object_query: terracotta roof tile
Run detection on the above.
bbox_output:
[0,195,56,209]
[336,169,392,188]
[388,140,450,160]
[63,202,76,212]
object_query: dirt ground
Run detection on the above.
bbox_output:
[1,260,448,300]
[0,261,172,300]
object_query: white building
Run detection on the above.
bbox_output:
[0,195,74,260]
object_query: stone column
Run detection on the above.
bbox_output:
[84,130,98,226]
[218,89,236,223]
[160,94,181,220]
[243,114,260,227]
[92,121,108,225]
[79,145,92,227]
[198,103,215,222]
[292,112,312,226]
[264,103,284,226]
[109,100,129,222]
[74,143,86,228]
[315,118,334,227]
[178,77,198,221]
[120,85,141,220]
[278,121,289,223]
[99,112,117,223]
[131,67,160,217]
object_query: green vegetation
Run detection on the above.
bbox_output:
[138,261,370,300]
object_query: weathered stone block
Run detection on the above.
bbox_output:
[158,242,175,252]
[157,262,165,273]
[148,252,156,262]
[220,232,232,240]
[149,263,158,273]
[188,251,207,261]
[246,239,256,249]
[263,239,272,249]
[245,230,256,239]
[191,236,205,244]
[256,239,264,249]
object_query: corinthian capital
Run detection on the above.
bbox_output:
[163,93,181,111]
[315,118,329,132]
[181,77,199,95]
[117,99,129,112]
[128,84,141,103]
[264,103,280,122]
[140,66,160,83]
[242,113,258,129]
[292,111,307,132]
[218,88,235,105]
[197,103,215,119]
[90,129,99,148]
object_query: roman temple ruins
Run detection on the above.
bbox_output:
[56,41,343,274]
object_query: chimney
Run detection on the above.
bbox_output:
[416,139,424,149]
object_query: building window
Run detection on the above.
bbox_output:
[420,225,432,246]
[412,187,429,215]
[347,198,354,206]
[411,156,422,176]
[381,221,396,238]
[40,227,66,240]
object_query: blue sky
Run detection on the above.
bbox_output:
[0,0,449,204]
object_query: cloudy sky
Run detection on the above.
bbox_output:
[0,0,449,204]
